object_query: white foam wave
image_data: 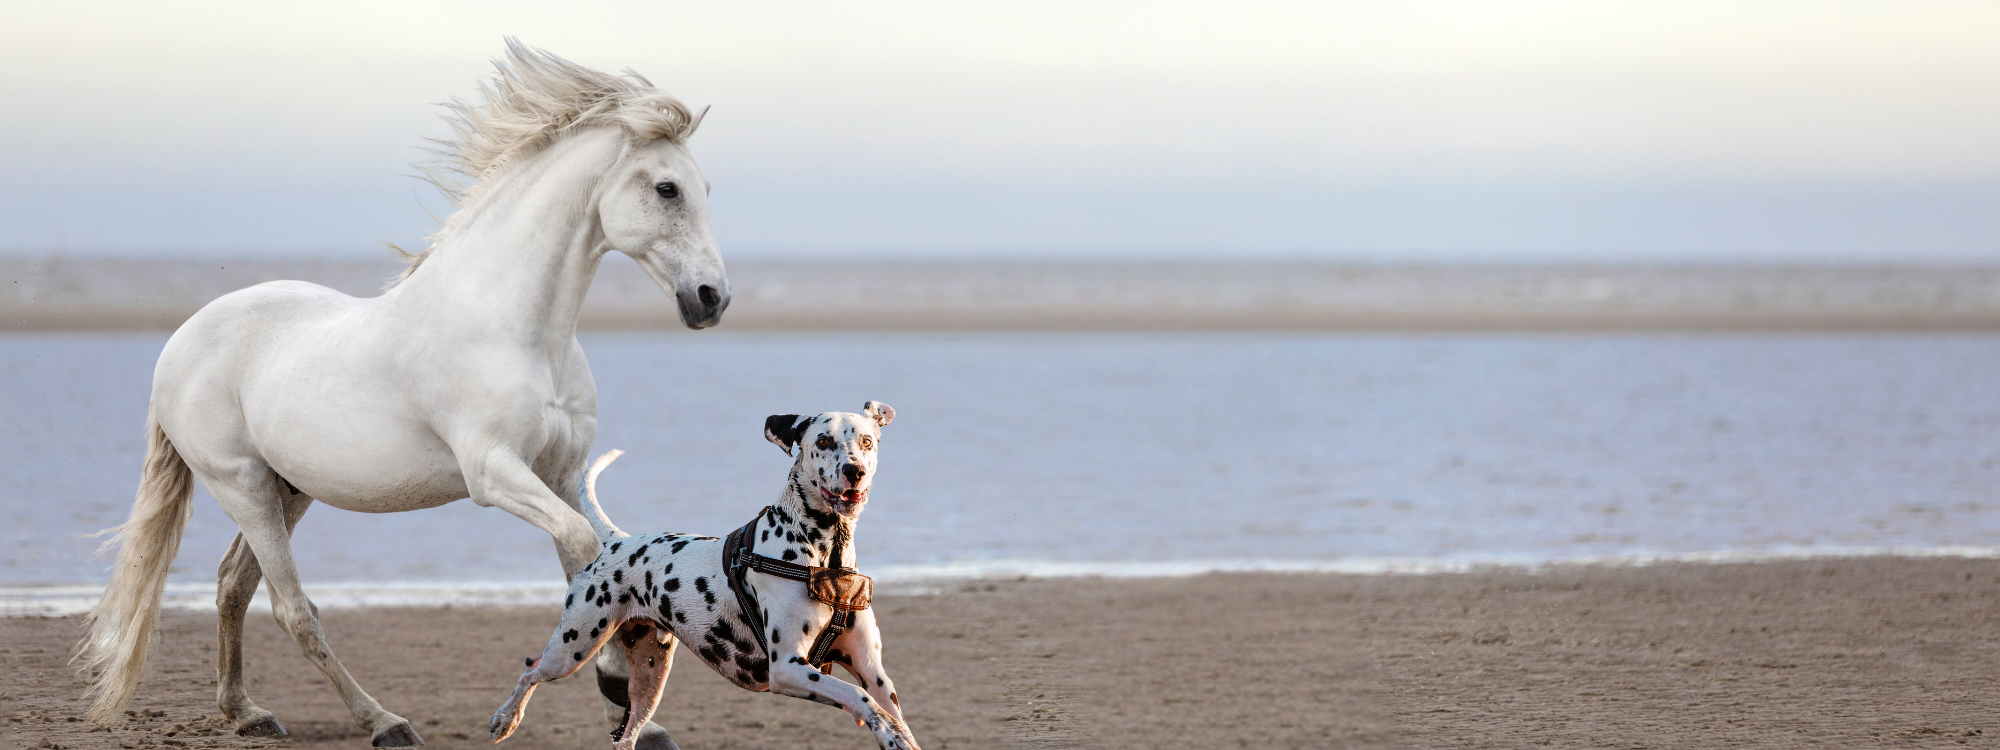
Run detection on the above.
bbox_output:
[9,545,1999,617]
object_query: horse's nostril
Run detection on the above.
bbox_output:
[697,285,720,310]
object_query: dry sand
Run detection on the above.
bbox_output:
[6,557,1999,749]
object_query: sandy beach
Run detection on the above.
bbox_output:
[7,557,1999,749]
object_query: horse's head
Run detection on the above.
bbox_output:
[599,133,730,329]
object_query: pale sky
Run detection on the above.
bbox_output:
[2,1,1996,261]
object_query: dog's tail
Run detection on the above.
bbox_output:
[581,449,631,543]
[75,405,196,724]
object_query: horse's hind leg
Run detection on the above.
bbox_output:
[214,492,312,737]
[203,465,423,747]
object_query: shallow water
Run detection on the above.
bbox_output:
[5,332,1999,595]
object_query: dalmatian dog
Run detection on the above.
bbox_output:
[489,402,917,750]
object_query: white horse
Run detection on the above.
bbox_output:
[75,41,727,748]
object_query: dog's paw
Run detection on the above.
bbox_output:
[488,710,518,744]
[865,713,918,750]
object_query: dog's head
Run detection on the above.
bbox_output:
[764,402,895,518]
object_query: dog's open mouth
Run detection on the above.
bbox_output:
[820,486,868,514]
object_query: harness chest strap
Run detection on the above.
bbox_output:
[723,508,874,673]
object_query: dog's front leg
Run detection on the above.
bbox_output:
[613,624,677,750]
[831,609,910,726]
[769,651,919,750]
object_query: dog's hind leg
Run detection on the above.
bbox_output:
[491,576,623,743]
[214,492,312,737]
[595,642,683,750]
[611,623,677,750]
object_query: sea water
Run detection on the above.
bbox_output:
[5,332,1999,613]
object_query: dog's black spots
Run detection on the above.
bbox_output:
[804,503,838,529]
[626,545,648,567]
[610,542,622,554]
[675,610,687,623]
[788,656,808,665]
[824,648,852,666]
[876,676,884,687]
[807,672,820,682]
[760,530,768,542]
[891,692,899,707]
[733,651,767,682]
[803,621,812,634]
[524,656,534,667]
[662,562,673,575]
[573,651,583,661]
[712,618,739,643]
[772,628,781,643]
[617,592,630,604]
[664,577,680,592]
[563,629,578,643]
[590,627,601,639]
[612,569,623,583]
[694,576,709,593]
[698,645,722,665]
[703,589,717,606]
[644,570,653,590]
[781,549,797,561]
[671,540,689,554]
[861,695,870,703]
[565,593,574,607]
[599,618,609,629]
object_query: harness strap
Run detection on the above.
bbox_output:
[723,506,869,673]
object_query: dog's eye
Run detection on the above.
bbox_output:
[815,435,834,450]
[860,436,874,450]
[655,181,679,199]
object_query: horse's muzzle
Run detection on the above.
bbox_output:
[677,283,731,329]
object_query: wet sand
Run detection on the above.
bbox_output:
[6,557,1999,749]
[10,258,2000,331]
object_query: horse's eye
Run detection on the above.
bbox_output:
[815,435,834,450]
[655,182,679,199]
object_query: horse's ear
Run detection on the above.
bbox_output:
[688,105,711,137]
[765,414,807,456]
[863,401,895,428]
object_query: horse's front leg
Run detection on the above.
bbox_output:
[458,446,601,572]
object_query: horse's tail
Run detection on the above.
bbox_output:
[74,406,196,724]
[581,449,630,544]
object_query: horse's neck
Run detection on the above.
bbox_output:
[388,128,625,348]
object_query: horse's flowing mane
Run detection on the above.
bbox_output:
[391,39,704,284]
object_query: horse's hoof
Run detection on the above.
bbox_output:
[371,722,424,747]
[234,715,288,738]
[633,722,681,750]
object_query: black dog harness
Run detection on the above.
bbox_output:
[722,506,874,672]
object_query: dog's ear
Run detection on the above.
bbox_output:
[765,414,808,456]
[862,401,895,428]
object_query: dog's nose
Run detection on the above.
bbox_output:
[840,463,866,483]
